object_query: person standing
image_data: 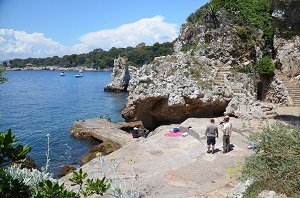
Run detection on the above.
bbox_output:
[205,119,218,154]
[222,116,232,153]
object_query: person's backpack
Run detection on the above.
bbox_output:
[172,128,180,133]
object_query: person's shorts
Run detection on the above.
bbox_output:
[207,136,216,145]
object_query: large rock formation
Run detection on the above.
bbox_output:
[272,0,300,78]
[104,57,130,92]
[175,10,264,67]
[122,8,270,129]
[274,36,300,78]
[122,51,261,129]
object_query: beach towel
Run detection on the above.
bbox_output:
[165,132,183,137]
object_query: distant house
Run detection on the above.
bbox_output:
[25,63,33,67]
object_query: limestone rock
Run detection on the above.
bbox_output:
[104,57,130,92]
[274,35,300,78]
[122,51,258,129]
[225,95,277,119]
[58,165,76,178]
[264,76,289,106]
[81,142,117,164]
[258,190,287,198]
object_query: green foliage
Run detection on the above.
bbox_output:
[181,42,199,52]
[0,129,31,166]
[38,180,78,198]
[68,168,110,197]
[69,168,88,188]
[0,130,110,197]
[8,42,174,69]
[85,177,111,196]
[0,67,7,84]
[0,168,33,198]
[211,0,274,55]
[231,64,255,74]
[235,25,249,40]
[203,4,222,28]
[240,123,300,197]
[255,56,275,77]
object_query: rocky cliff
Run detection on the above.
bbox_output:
[121,1,299,129]
[273,0,300,79]
[104,57,130,92]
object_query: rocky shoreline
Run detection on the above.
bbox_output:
[6,66,112,72]
[62,116,261,197]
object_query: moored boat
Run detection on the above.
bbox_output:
[75,74,83,78]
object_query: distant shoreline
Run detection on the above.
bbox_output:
[5,66,112,72]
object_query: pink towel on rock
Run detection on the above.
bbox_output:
[165,132,183,137]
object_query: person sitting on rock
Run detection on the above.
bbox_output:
[205,119,218,154]
[132,127,140,138]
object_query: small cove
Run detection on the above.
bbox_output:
[0,70,127,176]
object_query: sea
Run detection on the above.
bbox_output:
[0,70,127,177]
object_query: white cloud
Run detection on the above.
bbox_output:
[0,29,67,60]
[0,16,178,60]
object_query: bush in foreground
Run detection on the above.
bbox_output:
[240,122,300,197]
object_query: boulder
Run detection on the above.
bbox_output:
[104,56,130,92]
[13,157,37,170]
[81,142,117,165]
[225,95,277,119]
[258,190,287,198]
[58,165,76,178]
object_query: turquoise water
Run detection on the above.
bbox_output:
[0,70,127,176]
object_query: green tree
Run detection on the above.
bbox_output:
[0,67,7,84]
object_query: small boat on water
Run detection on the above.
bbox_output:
[75,73,84,78]
[60,72,65,76]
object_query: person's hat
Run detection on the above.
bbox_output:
[133,127,138,130]
[224,115,229,118]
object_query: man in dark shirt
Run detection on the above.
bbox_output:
[205,119,218,154]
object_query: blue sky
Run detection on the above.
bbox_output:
[0,0,208,60]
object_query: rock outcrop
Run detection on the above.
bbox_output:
[272,0,300,78]
[274,36,300,78]
[176,10,264,66]
[122,9,268,129]
[104,57,130,92]
[264,76,289,106]
[225,96,277,119]
[122,51,261,129]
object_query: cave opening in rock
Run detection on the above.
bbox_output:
[257,81,264,100]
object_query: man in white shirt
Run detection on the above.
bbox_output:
[221,116,232,153]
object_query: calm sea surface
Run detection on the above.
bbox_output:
[0,70,127,176]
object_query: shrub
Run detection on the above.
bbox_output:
[0,129,31,166]
[235,25,249,40]
[240,122,300,197]
[255,56,275,77]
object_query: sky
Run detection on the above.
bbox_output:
[0,0,208,60]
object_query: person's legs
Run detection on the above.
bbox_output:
[207,145,211,153]
[207,137,212,153]
[211,137,216,154]
[223,135,229,153]
[226,137,231,153]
